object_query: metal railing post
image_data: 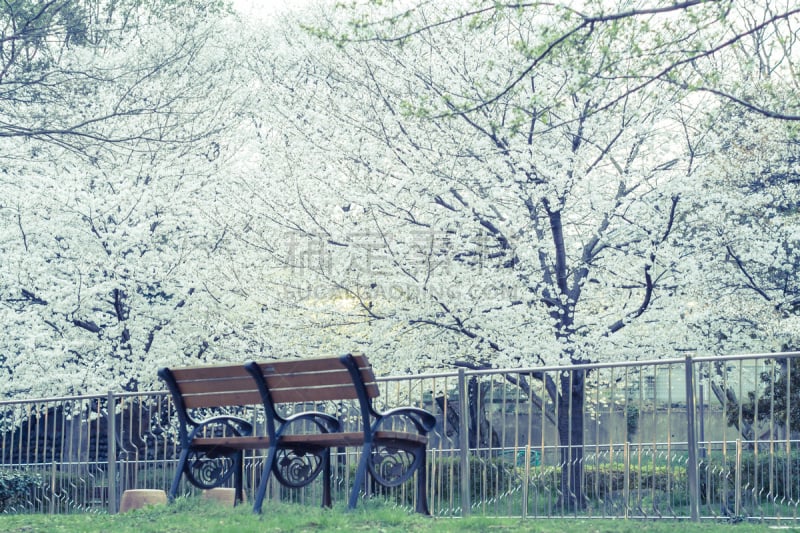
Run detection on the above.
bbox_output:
[458,368,471,517]
[107,391,118,514]
[685,355,699,521]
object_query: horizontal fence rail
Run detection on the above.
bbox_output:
[1,351,799,522]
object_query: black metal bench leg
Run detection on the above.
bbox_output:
[253,445,279,514]
[168,448,190,501]
[234,451,244,506]
[415,447,430,515]
[322,449,332,508]
[348,442,372,510]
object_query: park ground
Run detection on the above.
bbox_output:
[0,497,797,532]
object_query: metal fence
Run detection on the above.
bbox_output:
[1,351,799,522]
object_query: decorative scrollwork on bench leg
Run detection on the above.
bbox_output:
[184,448,238,490]
[369,445,421,488]
[272,447,326,488]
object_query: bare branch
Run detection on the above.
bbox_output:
[356,1,800,122]
[607,195,680,334]
[726,244,773,302]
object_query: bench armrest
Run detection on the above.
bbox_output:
[187,415,254,441]
[279,411,341,435]
[373,407,436,435]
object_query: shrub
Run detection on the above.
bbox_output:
[699,449,800,502]
[0,470,41,512]
[581,462,691,507]
[435,455,521,505]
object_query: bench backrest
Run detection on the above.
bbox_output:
[160,354,379,410]
[248,354,379,404]
[162,364,260,409]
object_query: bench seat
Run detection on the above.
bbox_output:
[191,430,428,450]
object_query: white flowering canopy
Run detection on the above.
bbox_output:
[0,0,797,397]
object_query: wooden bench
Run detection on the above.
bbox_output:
[158,354,436,514]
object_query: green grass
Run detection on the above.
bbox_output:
[0,497,798,532]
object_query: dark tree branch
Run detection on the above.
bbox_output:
[726,244,773,302]
[409,300,503,352]
[16,212,28,251]
[20,289,47,305]
[73,319,101,334]
[113,289,127,322]
[607,195,680,334]
[354,1,800,122]
[407,1,715,118]
[692,85,800,121]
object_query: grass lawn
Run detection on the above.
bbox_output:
[0,498,798,532]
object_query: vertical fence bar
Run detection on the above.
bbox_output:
[769,361,776,508]
[752,359,760,515]
[523,373,535,519]
[458,368,470,517]
[107,391,118,514]
[735,438,742,517]
[786,359,792,510]
[47,405,56,515]
[624,441,630,519]
[666,365,674,514]
[685,355,699,521]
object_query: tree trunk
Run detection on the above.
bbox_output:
[434,377,501,455]
[557,368,586,511]
[468,377,500,453]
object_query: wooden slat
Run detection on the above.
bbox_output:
[267,382,380,402]
[182,390,262,409]
[268,384,361,403]
[191,430,426,450]
[257,357,347,374]
[264,369,353,389]
[279,430,425,446]
[177,376,256,394]
[192,435,271,449]
[346,353,379,386]
[374,430,428,445]
[171,364,251,381]
[351,355,379,398]
[360,374,380,398]
[254,355,373,376]
[281,433,364,446]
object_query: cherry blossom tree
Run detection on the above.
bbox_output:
[0,0,252,396]
[320,0,800,122]
[224,1,798,508]
[0,0,235,157]
[0,0,795,507]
